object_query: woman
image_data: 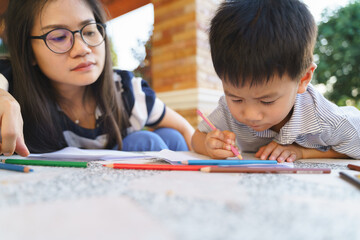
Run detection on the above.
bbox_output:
[0,0,194,155]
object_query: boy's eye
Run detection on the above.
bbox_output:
[232,99,243,103]
[261,100,275,105]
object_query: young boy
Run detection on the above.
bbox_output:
[192,0,360,162]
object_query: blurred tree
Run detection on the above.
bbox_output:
[313,0,360,107]
[109,37,118,67]
[132,31,152,87]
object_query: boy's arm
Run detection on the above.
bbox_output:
[301,147,349,159]
[191,129,209,156]
[255,141,349,162]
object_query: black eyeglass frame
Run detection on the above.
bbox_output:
[30,22,106,54]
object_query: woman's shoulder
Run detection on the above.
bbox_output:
[113,69,134,82]
[112,68,152,91]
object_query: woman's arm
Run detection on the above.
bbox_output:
[155,107,195,150]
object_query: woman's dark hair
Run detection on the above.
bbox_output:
[209,0,317,87]
[5,0,128,152]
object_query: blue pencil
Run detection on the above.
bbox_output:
[0,163,34,173]
[182,160,277,165]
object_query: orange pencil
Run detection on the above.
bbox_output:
[197,110,243,160]
[104,163,209,171]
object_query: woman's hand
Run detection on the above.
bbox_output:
[0,89,29,156]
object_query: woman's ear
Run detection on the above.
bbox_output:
[297,62,317,94]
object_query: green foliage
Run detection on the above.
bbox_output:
[108,37,118,67]
[313,0,360,106]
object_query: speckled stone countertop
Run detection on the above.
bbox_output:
[0,153,359,240]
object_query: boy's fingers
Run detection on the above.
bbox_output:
[286,153,297,162]
[276,150,292,163]
[207,137,227,150]
[259,142,278,160]
[208,129,225,140]
[209,149,235,159]
[222,131,236,142]
[268,146,285,161]
[255,146,265,158]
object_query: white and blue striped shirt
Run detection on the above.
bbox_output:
[198,84,360,159]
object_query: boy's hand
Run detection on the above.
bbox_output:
[0,89,29,157]
[255,141,304,162]
[205,129,238,159]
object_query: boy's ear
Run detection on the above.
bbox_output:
[297,62,317,94]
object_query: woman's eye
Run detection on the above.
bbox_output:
[49,34,67,42]
[83,31,95,37]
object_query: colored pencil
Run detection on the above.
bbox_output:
[182,159,277,165]
[200,166,331,174]
[0,163,33,173]
[104,163,208,171]
[197,109,243,160]
[2,159,88,168]
[347,164,360,172]
[339,171,360,188]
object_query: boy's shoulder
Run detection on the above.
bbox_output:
[298,84,360,126]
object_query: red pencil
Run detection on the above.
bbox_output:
[104,163,208,171]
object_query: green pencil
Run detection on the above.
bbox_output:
[2,159,88,168]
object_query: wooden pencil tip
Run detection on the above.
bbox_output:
[181,160,188,165]
[200,167,211,172]
[103,164,114,168]
[237,154,243,160]
[24,167,33,173]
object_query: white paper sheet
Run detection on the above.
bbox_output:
[28,147,151,161]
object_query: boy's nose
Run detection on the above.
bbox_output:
[243,108,262,122]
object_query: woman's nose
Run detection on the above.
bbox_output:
[69,34,91,57]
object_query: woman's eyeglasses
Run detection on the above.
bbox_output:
[30,22,106,54]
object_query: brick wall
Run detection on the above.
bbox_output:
[151,0,222,127]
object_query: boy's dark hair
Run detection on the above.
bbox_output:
[209,0,317,87]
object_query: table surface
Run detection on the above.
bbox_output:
[0,152,359,240]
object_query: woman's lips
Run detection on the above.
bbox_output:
[71,62,94,71]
